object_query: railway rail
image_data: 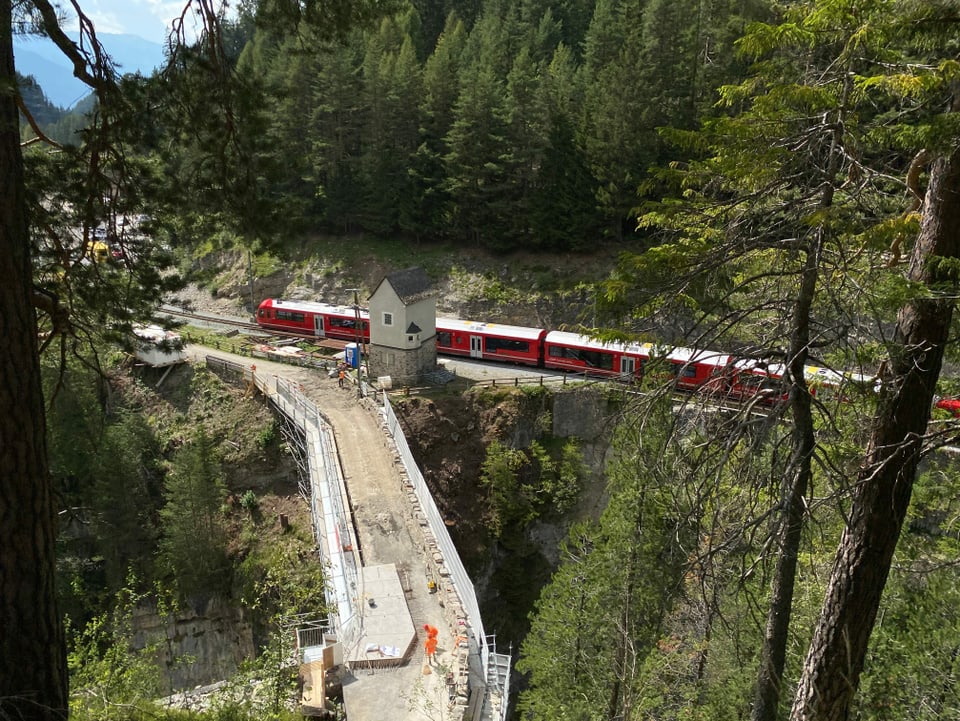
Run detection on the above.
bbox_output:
[160,304,261,332]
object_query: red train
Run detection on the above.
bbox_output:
[256,298,370,341]
[255,297,958,412]
[436,318,548,365]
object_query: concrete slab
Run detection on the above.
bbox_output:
[348,564,416,668]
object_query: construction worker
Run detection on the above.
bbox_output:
[338,368,345,388]
[425,635,438,664]
[423,623,438,639]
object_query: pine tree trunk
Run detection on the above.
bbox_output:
[0,3,68,717]
[790,142,960,721]
[754,75,846,716]
[752,232,821,721]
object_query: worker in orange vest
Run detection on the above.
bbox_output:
[423,623,439,663]
[425,635,438,664]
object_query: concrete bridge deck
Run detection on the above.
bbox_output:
[188,347,507,721]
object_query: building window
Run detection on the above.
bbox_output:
[383,312,394,326]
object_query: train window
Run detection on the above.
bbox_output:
[485,337,530,354]
[276,311,305,322]
[383,312,393,326]
[582,350,613,370]
[548,345,613,370]
[330,318,357,329]
[438,332,452,347]
[671,363,697,378]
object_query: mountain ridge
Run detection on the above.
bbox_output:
[14,32,164,109]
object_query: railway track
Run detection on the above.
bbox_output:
[160,305,261,332]
[160,304,351,356]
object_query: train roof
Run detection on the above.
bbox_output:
[733,358,876,388]
[731,358,787,376]
[437,317,547,340]
[665,345,731,367]
[261,298,369,318]
[545,331,730,366]
[803,365,846,385]
[544,330,652,354]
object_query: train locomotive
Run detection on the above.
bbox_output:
[254,296,956,411]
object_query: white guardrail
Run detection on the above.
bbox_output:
[381,391,512,721]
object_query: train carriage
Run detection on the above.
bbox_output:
[726,360,873,404]
[542,331,652,378]
[803,365,847,399]
[724,359,789,402]
[256,298,370,341]
[660,346,733,392]
[436,318,546,366]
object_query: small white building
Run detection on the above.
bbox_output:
[367,267,436,386]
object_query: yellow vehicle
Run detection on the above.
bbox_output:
[87,240,110,263]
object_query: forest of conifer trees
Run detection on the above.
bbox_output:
[152,0,768,252]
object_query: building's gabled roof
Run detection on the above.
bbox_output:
[372,266,435,305]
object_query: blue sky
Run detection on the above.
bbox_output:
[64,0,201,44]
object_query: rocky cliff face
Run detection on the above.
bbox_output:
[394,385,620,646]
[132,599,255,690]
[179,246,614,332]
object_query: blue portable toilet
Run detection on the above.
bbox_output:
[345,343,360,369]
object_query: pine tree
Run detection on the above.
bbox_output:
[589,1,960,718]
[529,44,598,251]
[407,12,467,239]
[580,0,656,240]
[518,400,697,719]
[501,46,550,247]
[360,19,423,233]
[158,429,230,602]
[310,39,367,233]
[90,413,161,591]
[444,62,512,248]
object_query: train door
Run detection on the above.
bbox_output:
[620,355,636,378]
[313,314,325,338]
[470,335,483,359]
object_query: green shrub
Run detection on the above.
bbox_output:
[240,490,258,512]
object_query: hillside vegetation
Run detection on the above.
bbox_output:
[49,355,322,719]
